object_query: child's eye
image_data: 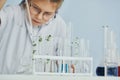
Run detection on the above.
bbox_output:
[45,13,52,16]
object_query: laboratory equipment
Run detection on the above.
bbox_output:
[118,52,120,76]
[97,26,118,76]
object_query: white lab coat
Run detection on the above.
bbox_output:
[0,5,67,74]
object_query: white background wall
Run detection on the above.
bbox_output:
[5,0,120,76]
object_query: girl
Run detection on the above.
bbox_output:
[0,0,66,74]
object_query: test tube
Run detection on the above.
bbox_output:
[118,53,120,76]
[103,26,118,76]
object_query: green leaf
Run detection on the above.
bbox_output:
[32,50,36,54]
[33,43,37,46]
[39,37,42,42]
[46,35,52,41]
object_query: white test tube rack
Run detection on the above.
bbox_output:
[32,55,93,76]
[32,37,93,76]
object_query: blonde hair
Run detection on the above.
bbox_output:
[49,0,64,9]
[20,0,64,10]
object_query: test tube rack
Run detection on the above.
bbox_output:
[32,55,93,76]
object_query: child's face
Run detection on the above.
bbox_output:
[29,0,57,26]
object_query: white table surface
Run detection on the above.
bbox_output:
[0,75,119,80]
